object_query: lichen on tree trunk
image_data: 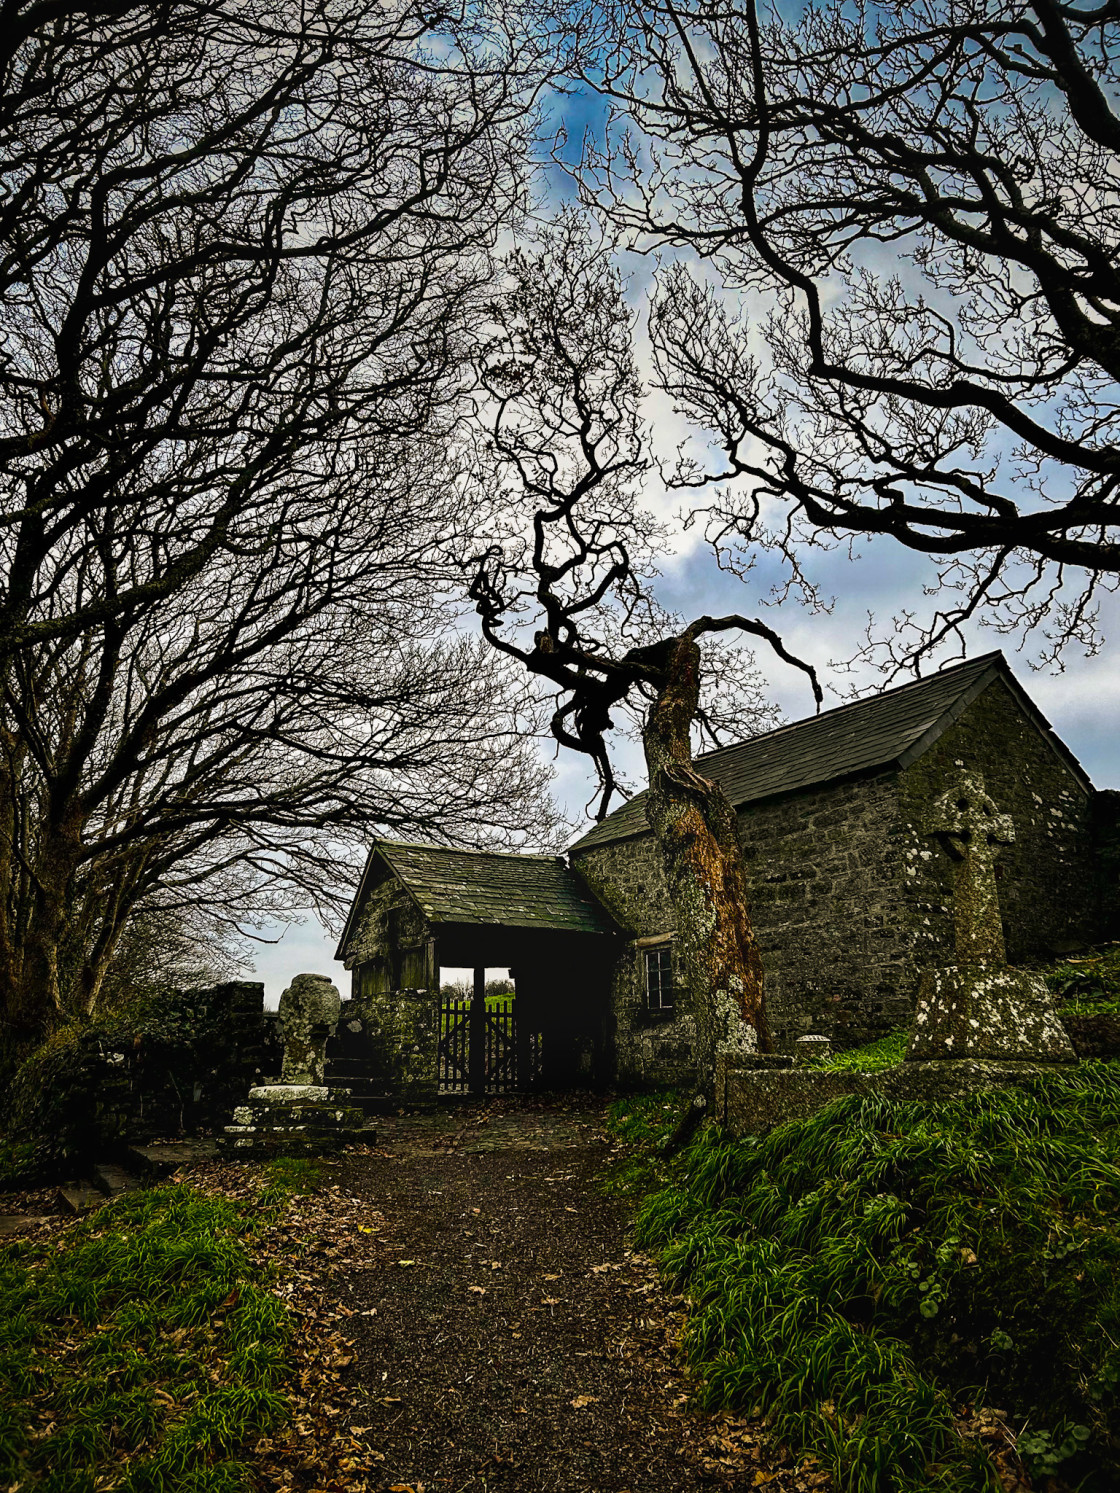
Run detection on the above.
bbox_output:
[641,634,773,1082]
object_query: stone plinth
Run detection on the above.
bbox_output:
[794,1034,833,1066]
[218,1085,367,1156]
[907,965,1075,1063]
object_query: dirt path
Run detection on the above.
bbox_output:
[331,1098,815,1493]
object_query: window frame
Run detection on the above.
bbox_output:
[643,943,675,1015]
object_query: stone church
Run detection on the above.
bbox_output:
[335,650,1116,1094]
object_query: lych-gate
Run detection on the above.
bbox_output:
[335,840,617,1096]
[437,972,542,1095]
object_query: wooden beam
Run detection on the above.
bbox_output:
[470,966,487,1095]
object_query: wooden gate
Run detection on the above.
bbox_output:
[438,991,539,1095]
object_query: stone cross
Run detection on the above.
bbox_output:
[278,972,342,1086]
[924,771,1014,965]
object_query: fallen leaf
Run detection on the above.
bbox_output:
[468,1285,487,1295]
[570,1395,599,1409]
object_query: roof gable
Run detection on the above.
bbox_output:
[571,651,1091,853]
[337,840,616,959]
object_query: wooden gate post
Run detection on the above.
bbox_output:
[469,966,487,1096]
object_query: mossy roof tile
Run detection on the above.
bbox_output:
[371,842,615,934]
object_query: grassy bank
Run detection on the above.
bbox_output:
[0,1173,302,1492]
[613,1063,1120,1492]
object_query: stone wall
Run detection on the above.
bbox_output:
[1090,788,1120,939]
[5,981,281,1169]
[898,676,1097,964]
[331,989,441,1106]
[715,1051,1066,1138]
[573,771,913,1075]
[737,772,911,1048]
[572,677,1102,1081]
[573,834,697,1085]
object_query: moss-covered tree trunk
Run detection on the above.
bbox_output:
[642,634,773,1084]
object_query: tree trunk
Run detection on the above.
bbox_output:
[642,634,773,1085]
[0,817,83,1041]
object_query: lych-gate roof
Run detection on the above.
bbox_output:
[571,650,1091,853]
[336,841,616,958]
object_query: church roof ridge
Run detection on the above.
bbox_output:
[570,649,1089,853]
[372,837,563,864]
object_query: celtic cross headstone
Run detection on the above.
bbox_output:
[906,772,1075,1064]
[925,772,1014,965]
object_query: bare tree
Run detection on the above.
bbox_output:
[578,0,1120,666]
[467,218,819,1076]
[0,0,567,1039]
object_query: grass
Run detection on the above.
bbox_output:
[1043,943,1120,1015]
[817,1031,909,1072]
[601,1089,682,1196]
[0,1159,313,1491]
[614,1063,1120,1493]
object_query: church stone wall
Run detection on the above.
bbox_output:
[738,771,913,1049]
[573,835,692,1085]
[572,769,916,1075]
[572,677,1101,1082]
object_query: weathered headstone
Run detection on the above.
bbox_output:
[794,1034,832,1066]
[906,773,1075,1063]
[218,973,368,1155]
[279,972,341,1085]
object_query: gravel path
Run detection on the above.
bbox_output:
[331,1099,813,1493]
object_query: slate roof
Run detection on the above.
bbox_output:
[338,841,616,956]
[571,650,1091,852]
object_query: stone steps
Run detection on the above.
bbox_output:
[126,1139,219,1179]
[56,1158,146,1215]
[91,1161,142,1198]
[324,1059,399,1116]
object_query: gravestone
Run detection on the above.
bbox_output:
[218,973,368,1155]
[906,773,1075,1063]
[279,972,340,1085]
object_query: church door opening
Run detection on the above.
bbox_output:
[437,967,541,1095]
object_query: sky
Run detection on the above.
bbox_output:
[245,72,1120,1009]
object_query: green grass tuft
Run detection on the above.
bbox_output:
[817,1030,910,1072]
[633,1063,1120,1492]
[0,1184,294,1489]
[602,1090,682,1196]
